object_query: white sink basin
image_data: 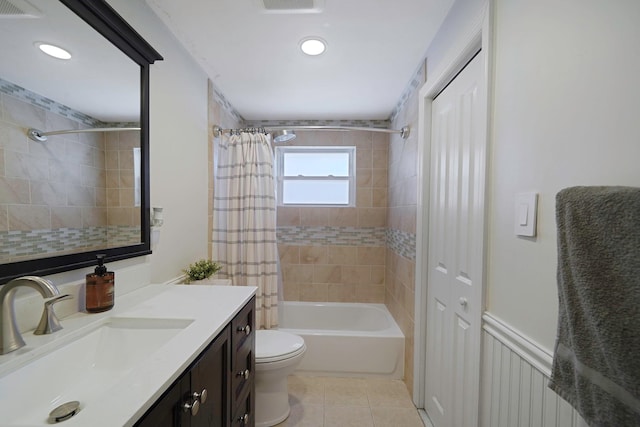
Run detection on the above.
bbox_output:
[0,316,193,425]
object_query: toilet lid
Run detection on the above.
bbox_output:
[256,330,306,363]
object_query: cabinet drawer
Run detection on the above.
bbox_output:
[232,343,253,403]
[232,297,255,353]
[231,391,254,427]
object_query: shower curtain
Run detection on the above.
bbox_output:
[212,132,279,329]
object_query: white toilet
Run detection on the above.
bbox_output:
[255,330,306,427]
[200,280,305,425]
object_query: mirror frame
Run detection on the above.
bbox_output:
[0,0,163,284]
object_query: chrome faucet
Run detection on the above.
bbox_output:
[0,276,60,355]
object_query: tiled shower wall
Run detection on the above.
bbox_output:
[385,62,425,393]
[276,130,389,303]
[0,80,140,263]
[104,129,142,245]
[207,101,393,303]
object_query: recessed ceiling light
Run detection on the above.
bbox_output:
[300,37,326,56]
[36,43,72,60]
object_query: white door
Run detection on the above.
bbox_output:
[424,51,486,427]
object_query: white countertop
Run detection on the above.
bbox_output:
[0,283,257,427]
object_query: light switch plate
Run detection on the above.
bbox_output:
[514,192,538,237]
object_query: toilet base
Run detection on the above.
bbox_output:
[255,375,291,427]
[254,330,306,427]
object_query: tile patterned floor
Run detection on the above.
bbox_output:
[274,376,424,427]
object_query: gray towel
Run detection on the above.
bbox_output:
[549,186,640,426]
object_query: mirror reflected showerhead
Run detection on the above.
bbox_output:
[272,129,296,143]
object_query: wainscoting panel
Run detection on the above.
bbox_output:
[480,314,587,427]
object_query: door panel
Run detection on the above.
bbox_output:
[428,299,449,418]
[425,90,456,424]
[452,315,471,427]
[424,50,486,427]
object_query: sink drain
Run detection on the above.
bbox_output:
[49,401,80,423]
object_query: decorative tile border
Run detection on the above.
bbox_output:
[0,226,140,262]
[210,82,244,123]
[0,227,106,259]
[389,61,426,123]
[106,225,142,246]
[386,228,416,261]
[0,77,138,128]
[276,225,416,260]
[277,226,386,247]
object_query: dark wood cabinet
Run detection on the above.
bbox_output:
[135,297,255,427]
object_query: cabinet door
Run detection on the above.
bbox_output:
[190,325,230,427]
[231,390,254,427]
[135,374,188,427]
[231,297,254,357]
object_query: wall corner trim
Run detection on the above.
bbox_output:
[482,312,554,377]
[163,274,187,286]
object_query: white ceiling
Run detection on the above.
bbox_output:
[1,0,454,124]
[145,0,455,121]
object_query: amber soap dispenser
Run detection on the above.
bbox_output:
[85,254,114,313]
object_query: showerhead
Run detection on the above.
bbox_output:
[272,129,296,143]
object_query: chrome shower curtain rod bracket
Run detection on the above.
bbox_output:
[400,126,410,139]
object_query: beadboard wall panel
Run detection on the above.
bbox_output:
[480,314,587,427]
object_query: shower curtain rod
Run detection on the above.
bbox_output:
[212,124,411,140]
[27,127,140,142]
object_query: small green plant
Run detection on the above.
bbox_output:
[183,259,222,284]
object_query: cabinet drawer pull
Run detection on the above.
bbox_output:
[238,413,249,425]
[236,369,250,380]
[182,398,200,416]
[237,324,251,335]
[193,389,208,404]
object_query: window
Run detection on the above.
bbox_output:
[275,146,356,206]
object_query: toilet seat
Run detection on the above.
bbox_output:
[256,330,306,364]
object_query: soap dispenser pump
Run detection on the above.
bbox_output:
[85,254,114,313]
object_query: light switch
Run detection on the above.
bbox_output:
[514,192,538,237]
[518,203,529,226]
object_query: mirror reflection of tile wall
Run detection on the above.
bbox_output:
[0,80,141,264]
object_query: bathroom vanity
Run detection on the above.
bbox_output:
[0,284,256,427]
[136,295,255,427]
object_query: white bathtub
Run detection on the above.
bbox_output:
[278,301,404,379]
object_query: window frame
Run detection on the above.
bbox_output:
[275,146,356,207]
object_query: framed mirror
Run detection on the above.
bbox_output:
[0,0,162,283]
